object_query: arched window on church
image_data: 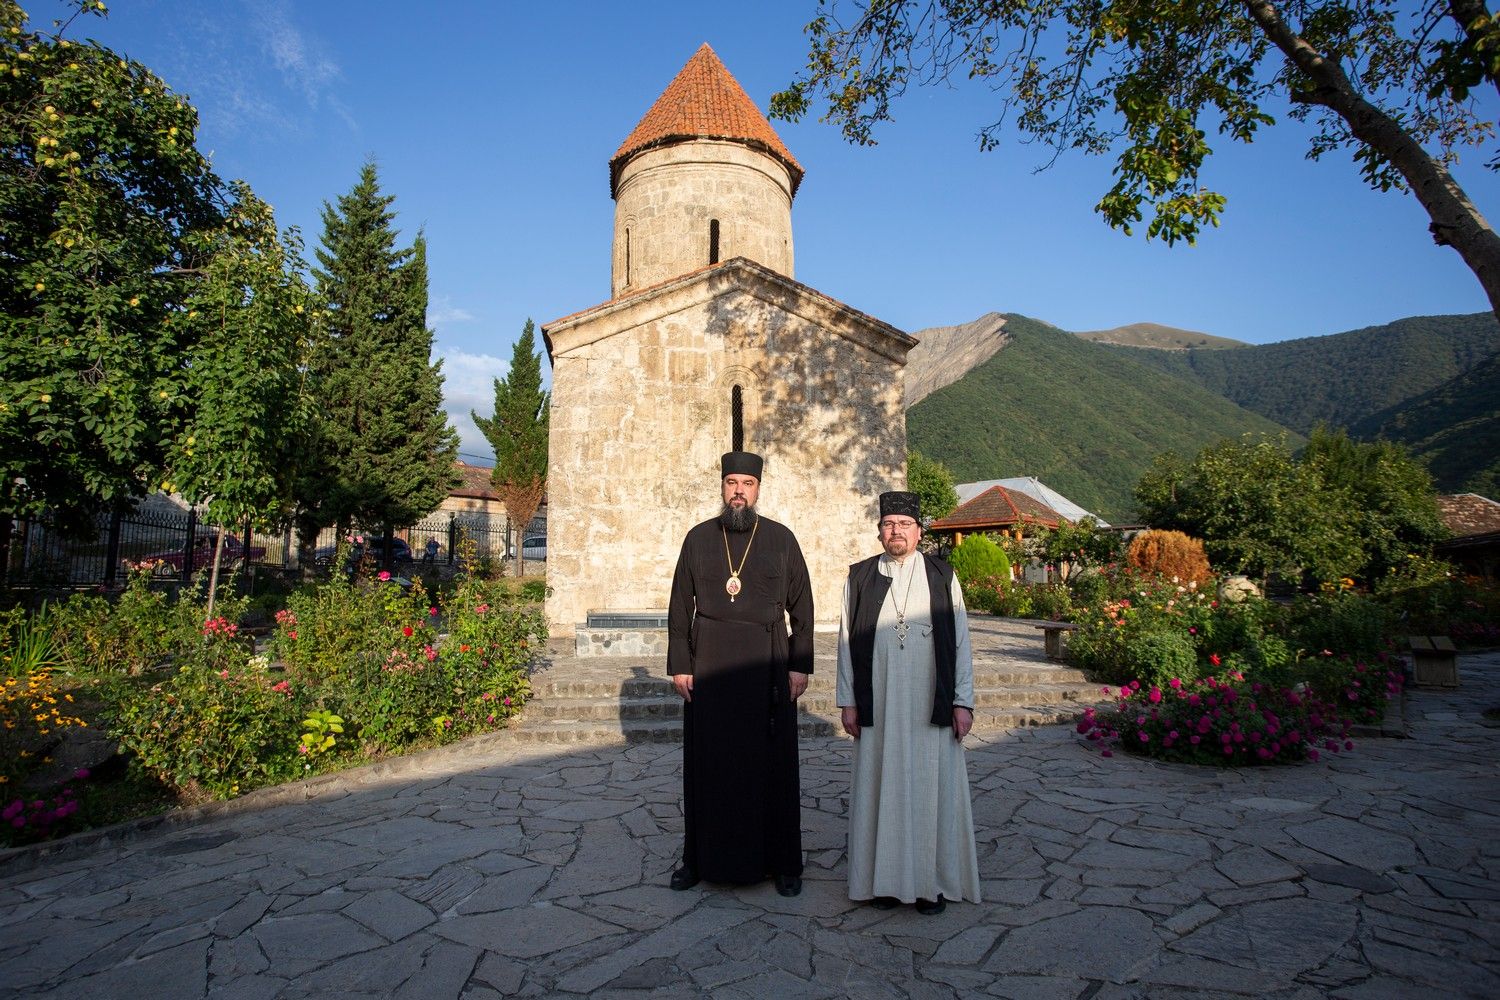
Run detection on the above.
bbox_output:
[731,384,744,451]
[709,219,720,265]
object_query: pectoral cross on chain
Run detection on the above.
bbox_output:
[893,613,909,650]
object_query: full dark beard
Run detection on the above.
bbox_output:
[718,502,757,532]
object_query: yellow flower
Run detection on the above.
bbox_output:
[33,281,43,291]
[159,390,168,399]
[129,297,140,306]
[39,393,51,403]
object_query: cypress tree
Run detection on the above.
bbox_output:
[473,320,550,576]
[299,162,457,563]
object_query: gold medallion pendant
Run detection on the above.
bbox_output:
[721,518,760,604]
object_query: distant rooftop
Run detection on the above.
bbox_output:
[1436,493,1500,538]
[954,477,1107,527]
[929,485,1066,533]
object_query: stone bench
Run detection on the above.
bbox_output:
[1407,635,1459,688]
[1033,621,1079,661]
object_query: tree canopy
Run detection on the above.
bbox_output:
[1134,431,1444,585]
[772,0,1500,320]
[301,162,458,546]
[906,450,960,520]
[474,320,550,575]
[1,0,316,537]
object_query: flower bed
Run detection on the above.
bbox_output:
[2,559,546,846]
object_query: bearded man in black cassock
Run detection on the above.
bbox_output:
[667,451,814,897]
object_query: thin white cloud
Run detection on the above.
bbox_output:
[435,347,511,464]
[429,299,478,328]
[259,1,341,107]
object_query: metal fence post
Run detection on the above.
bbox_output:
[104,509,123,587]
[182,507,198,583]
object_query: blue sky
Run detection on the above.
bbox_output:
[36,0,1498,463]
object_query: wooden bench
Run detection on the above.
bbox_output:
[1407,635,1459,688]
[1033,622,1079,661]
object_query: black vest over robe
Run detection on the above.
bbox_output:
[846,551,959,728]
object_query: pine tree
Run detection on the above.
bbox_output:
[298,162,457,564]
[473,320,550,576]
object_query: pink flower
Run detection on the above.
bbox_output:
[1138,731,1150,742]
[1188,627,1196,634]
[74,768,90,780]
[1189,735,1201,745]
[379,570,392,581]
[1308,749,1320,762]
[429,606,439,617]
[475,603,489,615]
[402,626,414,637]
[424,645,438,662]
[1147,688,1162,704]
[1168,678,1182,690]
[288,630,298,640]
[503,697,512,706]
[1209,654,1222,667]
[218,670,229,679]
[487,715,495,724]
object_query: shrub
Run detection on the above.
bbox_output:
[1286,590,1388,660]
[111,637,304,800]
[951,534,1011,588]
[1126,530,1214,587]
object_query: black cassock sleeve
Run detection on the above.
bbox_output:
[783,530,814,675]
[667,534,695,677]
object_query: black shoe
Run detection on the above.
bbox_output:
[773,874,802,897]
[669,865,700,891]
[915,895,946,915]
[870,896,900,910]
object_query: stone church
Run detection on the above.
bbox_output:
[542,44,915,638]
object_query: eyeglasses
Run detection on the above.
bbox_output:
[879,520,918,532]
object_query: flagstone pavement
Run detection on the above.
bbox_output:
[2,651,1497,999]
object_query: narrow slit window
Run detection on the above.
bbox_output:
[709,219,720,265]
[624,228,631,285]
[731,384,744,451]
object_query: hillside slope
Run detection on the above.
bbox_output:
[1096,313,1499,433]
[903,312,1011,406]
[1075,322,1247,350]
[907,315,1297,522]
[1353,353,1500,498]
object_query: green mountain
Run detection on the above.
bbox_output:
[1351,352,1500,497]
[1094,313,1499,434]
[907,315,1297,522]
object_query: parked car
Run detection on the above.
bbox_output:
[510,534,546,561]
[140,533,266,577]
[314,536,414,570]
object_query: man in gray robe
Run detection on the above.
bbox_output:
[836,490,981,914]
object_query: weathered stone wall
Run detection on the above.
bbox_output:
[612,141,794,298]
[545,261,911,635]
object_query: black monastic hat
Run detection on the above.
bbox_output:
[879,491,921,522]
[721,451,763,479]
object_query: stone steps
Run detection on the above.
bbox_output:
[507,705,1079,746]
[523,682,1095,722]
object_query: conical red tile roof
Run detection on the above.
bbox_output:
[610,43,803,198]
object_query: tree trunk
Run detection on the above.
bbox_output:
[1246,0,1500,322]
[206,524,226,620]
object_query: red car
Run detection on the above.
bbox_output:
[138,533,266,577]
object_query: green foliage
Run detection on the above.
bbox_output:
[908,316,1295,521]
[0,1,278,531]
[774,3,1500,311]
[949,533,1011,588]
[49,564,240,677]
[112,651,303,800]
[300,162,458,545]
[1284,590,1390,662]
[0,602,58,677]
[1300,427,1449,580]
[298,709,344,757]
[473,320,550,575]
[906,451,959,520]
[1135,434,1363,584]
[1034,517,1119,584]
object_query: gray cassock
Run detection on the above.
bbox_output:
[836,553,981,904]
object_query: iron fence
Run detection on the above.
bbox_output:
[0,508,546,588]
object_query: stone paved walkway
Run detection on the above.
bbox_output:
[2,653,1497,998]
